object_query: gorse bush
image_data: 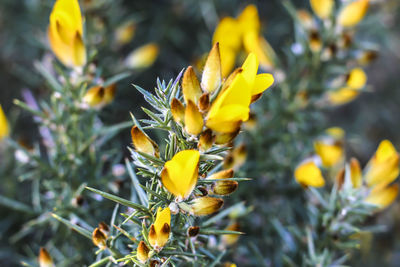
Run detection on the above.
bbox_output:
[0,0,399,266]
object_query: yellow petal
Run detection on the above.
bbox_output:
[201,43,222,93]
[154,207,171,238]
[161,150,200,199]
[294,161,325,187]
[114,20,136,46]
[327,87,359,105]
[125,43,159,69]
[72,32,86,67]
[184,100,204,135]
[347,68,367,90]
[365,184,398,209]
[310,0,334,19]
[219,44,238,78]
[338,0,369,27]
[182,66,202,105]
[350,157,362,188]
[252,73,274,96]
[375,140,397,163]
[365,140,399,187]
[243,34,275,70]
[238,4,260,34]
[212,17,242,51]
[0,105,10,140]
[314,141,343,167]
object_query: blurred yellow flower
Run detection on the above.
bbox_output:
[350,157,362,188]
[149,207,171,250]
[0,105,10,140]
[221,222,241,247]
[161,150,200,200]
[115,20,136,46]
[213,4,275,76]
[314,141,343,167]
[365,183,399,208]
[201,43,222,93]
[125,43,159,69]
[48,0,86,67]
[83,84,116,108]
[295,161,325,187]
[328,68,367,105]
[310,0,334,19]
[206,53,274,133]
[338,0,369,27]
[364,140,399,187]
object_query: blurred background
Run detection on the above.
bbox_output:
[1,0,400,266]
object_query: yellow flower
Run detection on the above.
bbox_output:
[206,53,274,133]
[48,0,86,67]
[223,144,247,170]
[314,141,343,167]
[310,0,334,19]
[0,105,10,140]
[238,5,260,34]
[208,169,238,196]
[161,150,200,200]
[364,140,399,187]
[243,32,275,70]
[39,248,55,267]
[326,127,345,139]
[365,183,398,209]
[131,126,159,157]
[338,0,369,27]
[149,207,171,250]
[170,98,185,124]
[295,161,325,187]
[125,43,159,69]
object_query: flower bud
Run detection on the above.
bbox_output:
[182,66,202,105]
[103,84,117,105]
[350,157,362,188]
[185,100,204,135]
[224,144,247,170]
[131,126,159,157]
[212,180,238,196]
[39,247,55,267]
[137,241,150,263]
[98,222,109,238]
[201,43,222,93]
[207,169,234,180]
[215,129,240,145]
[125,43,159,69]
[198,129,214,151]
[190,196,224,216]
[170,98,185,124]
[148,207,171,251]
[335,168,345,190]
[92,227,107,249]
[150,260,160,267]
[309,30,322,52]
[187,226,200,237]
[221,222,240,247]
[114,20,136,46]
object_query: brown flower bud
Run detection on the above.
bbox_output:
[190,196,224,216]
[92,228,107,249]
[39,247,55,267]
[131,126,159,157]
[170,98,185,124]
[137,241,150,263]
[187,226,200,237]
